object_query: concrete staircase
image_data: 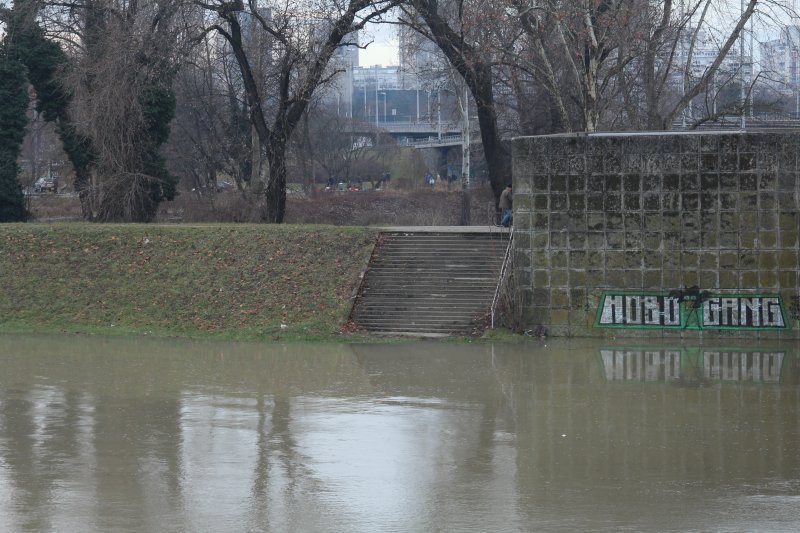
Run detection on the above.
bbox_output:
[351,230,510,336]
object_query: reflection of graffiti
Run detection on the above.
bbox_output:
[704,351,784,382]
[600,349,785,383]
[601,350,681,381]
[595,289,788,330]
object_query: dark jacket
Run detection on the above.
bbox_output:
[499,188,512,209]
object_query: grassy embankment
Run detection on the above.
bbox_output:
[1,224,380,341]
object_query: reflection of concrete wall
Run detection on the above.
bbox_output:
[512,131,800,338]
[513,360,800,489]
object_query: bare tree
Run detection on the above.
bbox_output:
[197,0,400,223]
[639,0,760,129]
[169,23,257,196]
[399,0,511,202]
[582,0,794,130]
[426,0,794,137]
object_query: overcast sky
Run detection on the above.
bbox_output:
[359,21,399,67]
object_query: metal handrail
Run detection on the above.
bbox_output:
[490,226,514,329]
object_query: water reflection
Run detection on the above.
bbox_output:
[0,334,799,532]
[600,348,788,383]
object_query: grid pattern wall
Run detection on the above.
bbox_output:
[512,132,800,338]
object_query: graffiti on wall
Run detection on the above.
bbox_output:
[594,287,789,330]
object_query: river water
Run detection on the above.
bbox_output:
[1,334,799,532]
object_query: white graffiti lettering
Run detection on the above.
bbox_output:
[599,295,681,326]
[704,297,785,328]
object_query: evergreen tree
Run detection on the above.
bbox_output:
[140,83,179,204]
[0,50,29,222]
[14,18,95,216]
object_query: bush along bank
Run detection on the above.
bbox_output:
[0,223,380,341]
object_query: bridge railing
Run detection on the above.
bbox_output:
[379,121,461,133]
[351,119,479,134]
[401,135,466,147]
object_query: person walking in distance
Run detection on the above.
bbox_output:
[499,183,513,227]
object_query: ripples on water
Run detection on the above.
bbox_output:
[0,335,799,532]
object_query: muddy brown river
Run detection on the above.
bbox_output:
[1,334,799,532]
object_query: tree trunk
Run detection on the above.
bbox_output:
[74,167,94,220]
[409,0,511,204]
[264,148,287,223]
[459,187,471,226]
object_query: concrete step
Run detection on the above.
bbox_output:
[361,324,474,335]
[355,314,486,323]
[368,262,502,269]
[375,255,504,262]
[363,274,499,280]
[360,292,493,299]
[357,293,492,300]
[362,281,497,289]
[378,246,507,253]
[381,237,508,245]
[363,271,498,278]
[355,312,488,320]
[356,319,478,330]
[362,282,496,289]
[356,314,481,322]
[355,305,489,314]
[355,300,490,308]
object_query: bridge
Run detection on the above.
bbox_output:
[350,120,481,148]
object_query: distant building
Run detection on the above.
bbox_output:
[674,26,753,82]
[760,25,800,90]
[353,65,401,90]
[351,65,400,123]
[325,32,360,117]
[398,23,442,90]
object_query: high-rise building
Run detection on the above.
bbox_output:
[760,25,800,89]
[674,26,753,81]
[397,23,442,90]
[325,32,360,117]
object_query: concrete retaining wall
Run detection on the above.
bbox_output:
[511,131,800,339]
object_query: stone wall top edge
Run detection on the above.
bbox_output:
[512,129,800,141]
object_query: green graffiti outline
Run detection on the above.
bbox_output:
[594,291,790,330]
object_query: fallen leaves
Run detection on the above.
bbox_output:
[0,223,378,339]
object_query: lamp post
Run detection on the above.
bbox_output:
[794,47,799,117]
[462,87,470,189]
[437,89,442,141]
[375,86,379,127]
[740,0,746,129]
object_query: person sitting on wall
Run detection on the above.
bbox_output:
[499,183,513,227]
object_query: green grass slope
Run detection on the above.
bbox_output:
[1,223,379,341]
